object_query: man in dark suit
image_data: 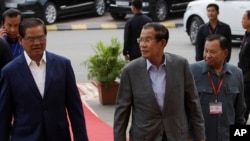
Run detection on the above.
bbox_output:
[0,0,5,22]
[123,0,152,61]
[195,3,231,62]
[238,10,250,124]
[0,37,12,70]
[114,23,205,141]
[0,18,88,141]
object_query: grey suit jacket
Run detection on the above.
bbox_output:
[114,53,205,141]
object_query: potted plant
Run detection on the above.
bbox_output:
[83,38,127,105]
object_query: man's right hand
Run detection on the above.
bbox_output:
[124,55,130,61]
[0,28,7,38]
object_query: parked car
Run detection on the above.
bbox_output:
[108,0,192,22]
[183,0,250,45]
[4,0,108,24]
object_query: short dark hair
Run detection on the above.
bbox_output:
[19,18,47,38]
[131,0,142,10]
[2,8,22,24]
[246,10,250,19]
[207,3,219,12]
[142,22,169,41]
[206,34,227,50]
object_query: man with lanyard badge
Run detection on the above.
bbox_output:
[190,34,246,141]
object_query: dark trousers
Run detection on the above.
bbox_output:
[162,131,167,141]
[244,82,250,124]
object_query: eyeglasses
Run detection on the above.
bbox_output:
[136,38,158,44]
[23,35,47,43]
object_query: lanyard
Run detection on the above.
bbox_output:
[207,72,225,97]
[241,33,249,46]
[208,26,218,35]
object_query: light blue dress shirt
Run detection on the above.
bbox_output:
[147,59,166,111]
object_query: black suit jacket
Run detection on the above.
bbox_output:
[195,21,232,62]
[123,13,152,60]
[0,38,12,70]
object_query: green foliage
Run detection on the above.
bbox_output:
[83,38,127,88]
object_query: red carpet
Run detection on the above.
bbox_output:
[69,83,128,141]
[82,101,114,141]
[68,84,114,141]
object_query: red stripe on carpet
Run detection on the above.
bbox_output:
[82,101,114,141]
[71,83,129,141]
[68,101,114,141]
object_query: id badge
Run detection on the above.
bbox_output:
[209,102,222,114]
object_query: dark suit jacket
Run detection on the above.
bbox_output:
[196,21,232,62]
[0,38,12,70]
[114,53,205,141]
[123,13,152,60]
[0,51,88,141]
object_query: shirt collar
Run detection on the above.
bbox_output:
[24,51,46,66]
[146,55,166,71]
[201,61,232,75]
[205,21,223,27]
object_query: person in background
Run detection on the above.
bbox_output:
[114,22,205,141]
[123,0,152,61]
[0,0,5,22]
[238,10,250,124]
[0,8,23,58]
[195,3,231,62]
[190,34,246,141]
[0,37,12,70]
[0,18,88,141]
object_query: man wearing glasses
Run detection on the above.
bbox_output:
[114,22,205,141]
[0,18,88,141]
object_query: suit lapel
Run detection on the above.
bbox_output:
[163,54,176,112]
[138,58,162,113]
[43,52,54,99]
[18,54,43,100]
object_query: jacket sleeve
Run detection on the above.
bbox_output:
[225,25,232,62]
[184,60,206,140]
[0,69,13,141]
[65,60,88,141]
[235,69,246,125]
[195,26,205,61]
[113,67,132,141]
[123,20,131,55]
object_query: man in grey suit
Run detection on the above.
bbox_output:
[114,22,206,141]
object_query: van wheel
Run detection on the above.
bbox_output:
[42,2,57,24]
[110,12,126,20]
[150,0,169,21]
[94,0,106,16]
[188,16,204,45]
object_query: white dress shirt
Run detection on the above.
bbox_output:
[24,51,46,98]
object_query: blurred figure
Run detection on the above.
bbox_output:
[114,22,205,141]
[195,3,231,62]
[238,10,250,124]
[123,0,152,61]
[0,0,5,22]
[0,37,11,70]
[0,18,88,141]
[191,34,246,141]
[0,8,23,58]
